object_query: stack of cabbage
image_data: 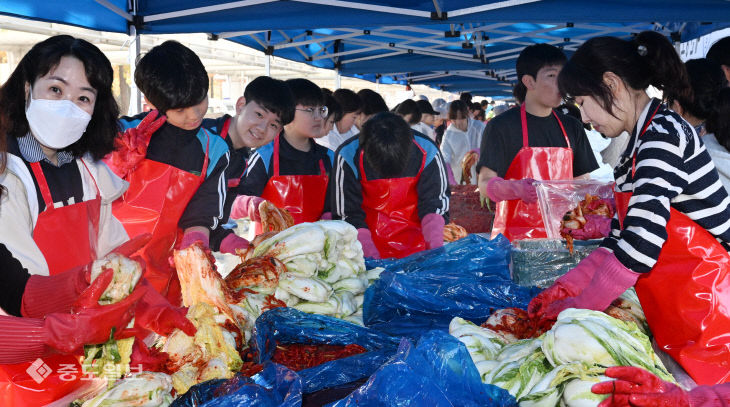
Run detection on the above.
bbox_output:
[79,372,173,407]
[244,220,377,325]
[449,306,674,406]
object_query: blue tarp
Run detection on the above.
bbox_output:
[2,1,729,96]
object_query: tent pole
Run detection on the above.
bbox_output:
[128,25,142,115]
[265,54,271,77]
[335,69,341,89]
[376,76,380,92]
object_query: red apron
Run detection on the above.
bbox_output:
[30,160,100,276]
[615,104,730,385]
[0,160,100,405]
[359,141,427,258]
[112,130,210,303]
[256,136,328,233]
[491,104,574,240]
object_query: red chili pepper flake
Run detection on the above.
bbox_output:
[271,343,368,371]
[262,294,287,311]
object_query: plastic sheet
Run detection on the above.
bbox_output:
[329,331,517,407]
[534,180,615,239]
[510,238,601,288]
[253,308,401,394]
[171,363,302,407]
[364,235,540,339]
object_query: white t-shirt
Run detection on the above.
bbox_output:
[585,128,615,181]
[316,124,359,151]
[411,122,436,141]
[440,122,483,185]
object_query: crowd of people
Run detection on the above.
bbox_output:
[0,29,730,404]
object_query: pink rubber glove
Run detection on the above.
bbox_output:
[230,195,265,221]
[528,248,610,319]
[320,212,333,220]
[562,215,612,240]
[357,228,380,259]
[486,176,537,203]
[422,213,445,250]
[446,165,458,185]
[180,231,209,249]
[543,250,640,319]
[593,366,690,407]
[219,233,250,255]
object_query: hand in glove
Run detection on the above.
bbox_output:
[219,233,250,255]
[357,228,380,259]
[528,248,609,319]
[124,279,196,338]
[180,230,210,250]
[486,177,538,203]
[422,213,445,250]
[542,250,639,320]
[103,111,166,178]
[593,366,690,407]
[130,337,170,373]
[21,234,152,318]
[562,215,612,240]
[230,195,265,221]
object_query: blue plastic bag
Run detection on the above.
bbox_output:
[364,234,541,338]
[169,363,302,407]
[253,308,401,394]
[328,331,516,407]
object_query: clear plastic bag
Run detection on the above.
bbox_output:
[510,238,601,288]
[534,180,615,239]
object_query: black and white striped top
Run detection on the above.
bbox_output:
[602,98,730,273]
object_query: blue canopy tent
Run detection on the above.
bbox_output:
[2,0,730,96]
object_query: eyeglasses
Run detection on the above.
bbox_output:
[296,106,328,119]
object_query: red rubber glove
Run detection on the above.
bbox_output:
[21,234,152,318]
[130,337,170,373]
[593,367,690,407]
[543,250,640,319]
[230,195,265,221]
[422,213,445,250]
[180,230,209,250]
[486,177,538,203]
[528,248,610,319]
[125,279,196,338]
[219,233,250,255]
[357,228,380,259]
[103,110,166,179]
[49,269,145,354]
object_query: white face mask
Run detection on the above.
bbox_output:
[25,88,92,149]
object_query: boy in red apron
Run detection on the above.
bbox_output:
[205,76,296,253]
[332,112,450,259]
[232,79,333,233]
[106,41,231,301]
[476,43,598,241]
[530,31,730,387]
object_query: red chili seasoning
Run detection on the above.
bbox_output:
[271,343,368,371]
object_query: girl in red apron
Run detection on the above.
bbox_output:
[529,31,730,389]
[332,112,449,259]
[231,79,332,234]
[0,35,195,406]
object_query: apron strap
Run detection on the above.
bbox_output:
[272,135,281,177]
[358,149,369,182]
[318,159,326,175]
[630,103,662,177]
[220,117,231,140]
[29,162,54,210]
[79,158,102,200]
[200,128,211,177]
[520,104,571,148]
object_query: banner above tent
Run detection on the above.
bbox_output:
[2,0,730,96]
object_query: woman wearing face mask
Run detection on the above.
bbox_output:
[0,36,195,404]
[440,100,481,185]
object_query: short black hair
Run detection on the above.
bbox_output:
[480,100,490,108]
[359,112,413,178]
[448,100,469,120]
[285,78,323,107]
[243,76,295,125]
[514,43,567,103]
[357,89,389,116]
[459,92,473,103]
[135,40,209,113]
[707,37,730,67]
[707,88,730,151]
[323,93,343,123]
[0,35,119,160]
[394,99,421,125]
[332,88,361,114]
[668,58,727,121]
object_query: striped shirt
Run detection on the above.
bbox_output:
[602,99,730,273]
[332,132,450,229]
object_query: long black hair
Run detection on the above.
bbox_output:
[0,35,119,160]
[558,31,691,117]
[707,88,730,151]
[668,58,728,121]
